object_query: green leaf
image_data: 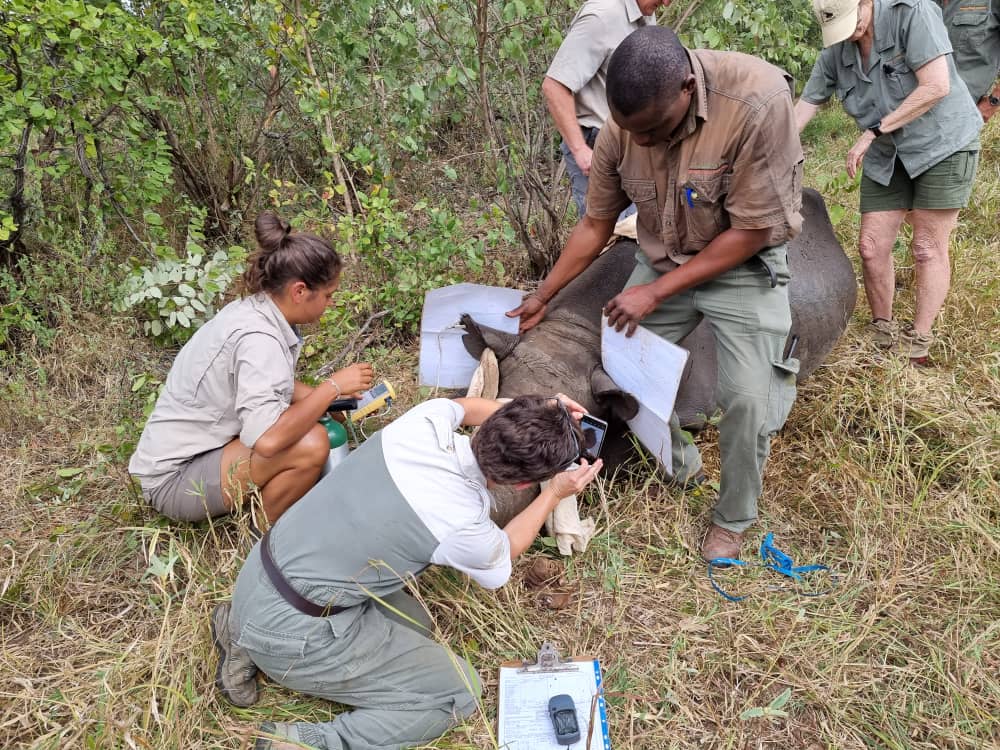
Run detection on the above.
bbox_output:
[739,707,765,719]
[178,283,196,298]
[769,688,791,710]
[57,468,85,478]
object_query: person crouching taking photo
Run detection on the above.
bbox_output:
[212,394,603,750]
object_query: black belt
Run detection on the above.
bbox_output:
[259,529,349,617]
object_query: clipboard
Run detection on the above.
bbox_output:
[498,643,611,750]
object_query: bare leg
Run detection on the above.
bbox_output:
[220,423,329,522]
[857,210,907,321]
[908,208,959,334]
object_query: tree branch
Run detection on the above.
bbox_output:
[314,310,390,378]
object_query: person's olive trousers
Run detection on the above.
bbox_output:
[625,244,799,532]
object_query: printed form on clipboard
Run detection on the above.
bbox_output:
[498,643,611,750]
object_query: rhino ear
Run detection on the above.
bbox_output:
[460,313,519,360]
[590,366,639,422]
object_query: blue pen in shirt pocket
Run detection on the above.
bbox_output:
[685,187,698,207]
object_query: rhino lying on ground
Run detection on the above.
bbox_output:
[464,188,857,531]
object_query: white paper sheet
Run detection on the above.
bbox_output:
[600,315,688,472]
[498,659,610,750]
[418,284,523,389]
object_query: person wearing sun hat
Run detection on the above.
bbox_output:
[794,0,983,365]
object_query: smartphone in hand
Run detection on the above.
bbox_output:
[579,414,608,462]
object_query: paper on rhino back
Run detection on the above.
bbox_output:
[600,315,688,474]
[419,283,523,389]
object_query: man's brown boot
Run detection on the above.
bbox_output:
[701,524,744,562]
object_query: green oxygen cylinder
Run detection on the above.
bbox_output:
[318,415,349,477]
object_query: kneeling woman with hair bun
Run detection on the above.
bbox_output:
[129,212,373,523]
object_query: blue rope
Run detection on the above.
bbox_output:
[707,533,837,602]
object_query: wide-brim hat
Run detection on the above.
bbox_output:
[814,0,861,47]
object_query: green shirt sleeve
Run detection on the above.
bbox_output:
[901,0,954,70]
[800,50,837,105]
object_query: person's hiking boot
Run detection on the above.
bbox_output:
[210,602,259,707]
[255,722,316,750]
[865,318,898,348]
[893,323,933,366]
[701,524,744,562]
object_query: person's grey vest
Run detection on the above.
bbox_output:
[269,431,440,609]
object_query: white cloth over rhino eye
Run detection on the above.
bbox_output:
[540,481,597,556]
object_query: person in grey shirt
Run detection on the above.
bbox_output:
[542,0,668,217]
[796,0,982,364]
[211,394,603,750]
[128,213,373,523]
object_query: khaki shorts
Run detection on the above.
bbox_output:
[860,151,979,212]
[142,447,228,522]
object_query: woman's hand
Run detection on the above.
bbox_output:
[846,130,876,179]
[547,457,604,500]
[331,362,374,397]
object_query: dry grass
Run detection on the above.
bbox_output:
[2,117,998,749]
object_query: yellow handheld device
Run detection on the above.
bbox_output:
[350,381,395,422]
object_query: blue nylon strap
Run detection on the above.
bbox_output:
[707,558,749,602]
[707,533,837,601]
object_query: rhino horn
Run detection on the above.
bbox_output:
[460,313,519,360]
[590,366,639,422]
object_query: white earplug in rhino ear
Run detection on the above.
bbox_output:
[466,347,499,400]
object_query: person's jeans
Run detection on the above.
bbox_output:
[560,125,636,222]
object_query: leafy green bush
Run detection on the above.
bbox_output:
[335,161,485,333]
[118,210,246,346]
[0,230,122,361]
[0,265,62,355]
[681,0,820,83]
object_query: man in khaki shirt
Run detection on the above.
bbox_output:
[543,0,668,216]
[510,26,804,561]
